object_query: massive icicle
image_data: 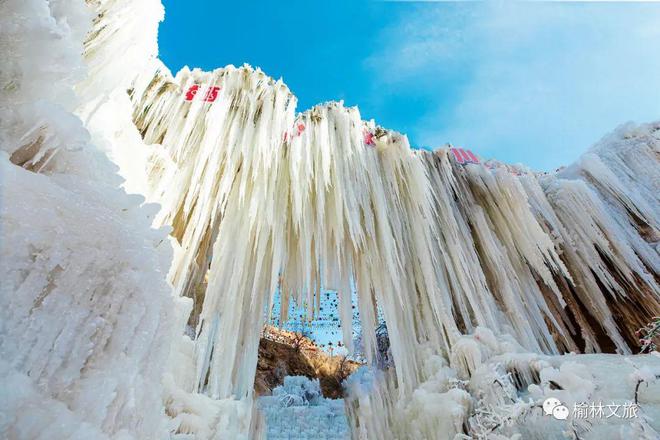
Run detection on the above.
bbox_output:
[126,59,659,436]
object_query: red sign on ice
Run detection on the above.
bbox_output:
[363,130,375,147]
[185,85,221,102]
[203,86,220,102]
[282,123,306,143]
[185,85,200,101]
[451,148,479,165]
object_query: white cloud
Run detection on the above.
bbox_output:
[367,2,660,170]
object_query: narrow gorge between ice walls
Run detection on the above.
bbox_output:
[1,1,660,439]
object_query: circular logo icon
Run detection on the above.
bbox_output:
[543,397,562,416]
[552,405,570,420]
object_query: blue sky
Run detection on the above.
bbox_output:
[158,1,660,171]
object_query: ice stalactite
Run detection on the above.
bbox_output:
[127,57,659,437]
[420,152,576,355]
[127,56,659,435]
[517,124,660,353]
[129,67,458,401]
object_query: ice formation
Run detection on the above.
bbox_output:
[257,376,349,439]
[1,1,175,439]
[1,0,659,439]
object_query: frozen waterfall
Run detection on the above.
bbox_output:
[1,0,659,439]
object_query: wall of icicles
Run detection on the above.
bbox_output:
[1,0,658,436]
[128,64,659,408]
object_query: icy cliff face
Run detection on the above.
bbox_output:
[127,62,659,376]
[0,0,175,439]
[126,61,659,436]
[1,0,659,439]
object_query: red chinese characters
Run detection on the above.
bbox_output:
[282,122,306,143]
[203,86,220,102]
[185,85,199,101]
[185,85,221,102]
[363,130,375,147]
[451,148,480,165]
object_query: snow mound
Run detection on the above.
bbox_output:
[258,376,349,439]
